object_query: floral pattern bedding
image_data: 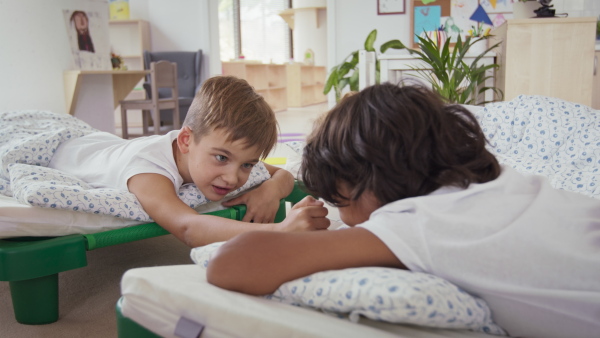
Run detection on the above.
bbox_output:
[475,95,599,199]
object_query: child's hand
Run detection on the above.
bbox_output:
[221,183,281,223]
[222,164,295,224]
[292,195,325,208]
[276,196,330,232]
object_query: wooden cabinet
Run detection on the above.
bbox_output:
[490,17,596,106]
[593,50,600,109]
[286,64,327,107]
[222,62,288,112]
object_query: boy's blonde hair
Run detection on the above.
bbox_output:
[183,76,278,159]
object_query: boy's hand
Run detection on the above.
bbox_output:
[222,163,295,223]
[275,196,330,232]
[221,183,281,223]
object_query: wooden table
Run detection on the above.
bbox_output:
[63,70,149,133]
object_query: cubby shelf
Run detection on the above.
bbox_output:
[222,62,288,112]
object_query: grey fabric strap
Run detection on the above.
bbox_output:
[174,316,205,338]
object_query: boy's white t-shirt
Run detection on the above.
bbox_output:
[358,165,600,338]
[48,130,182,192]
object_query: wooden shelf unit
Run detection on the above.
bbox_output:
[490,17,596,106]
[108,19,150,72]
[286,63,327,107]
[108,19,151,128]
[222,62,288,112]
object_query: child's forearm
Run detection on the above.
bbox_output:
[178,197,330,247]
[181,214,275,247]
[264,164,294,199]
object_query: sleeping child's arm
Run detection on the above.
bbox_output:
[128,173,329,247]
[206,204,406,295]
[221,163,294,223]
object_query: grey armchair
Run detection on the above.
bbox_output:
[143,50,203,126]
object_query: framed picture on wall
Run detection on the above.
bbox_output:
[378,0,406,15]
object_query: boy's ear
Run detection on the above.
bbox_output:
[177,126,194,154]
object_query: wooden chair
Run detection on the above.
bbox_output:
[120,61,180,139]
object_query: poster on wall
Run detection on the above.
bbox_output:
[63,9,112,70]
[411,0,517,47]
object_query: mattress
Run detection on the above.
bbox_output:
[0,194,226,238]
[120,265,491,338]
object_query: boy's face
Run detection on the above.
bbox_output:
[180,127,262,202]
[336,184,381,226]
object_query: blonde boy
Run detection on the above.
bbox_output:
[49,76,329,247]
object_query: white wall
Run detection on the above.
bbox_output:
[0,0,111,113]
[326,0,412,105]
[127,0,221,84]
[0,0,219,114]
[327,0,411,67]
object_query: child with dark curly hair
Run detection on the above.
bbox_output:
[207,83,600,338]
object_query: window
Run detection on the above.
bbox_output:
[219,0,292,64]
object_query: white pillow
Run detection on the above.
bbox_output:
[191,243,506,335]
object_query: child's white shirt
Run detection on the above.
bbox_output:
[358,165,600,338]
[48,130,181,192]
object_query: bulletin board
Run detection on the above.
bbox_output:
[410,0,516,48]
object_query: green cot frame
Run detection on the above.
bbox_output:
[0,182,308,325]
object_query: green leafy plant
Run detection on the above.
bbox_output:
[323,29,404,102]
[324,29,503,105]
[404,33,502,105]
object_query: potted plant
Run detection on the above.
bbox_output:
[323,29,404,102]
[324,29,502,105]
[405,33,502,105]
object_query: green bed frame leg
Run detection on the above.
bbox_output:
[9,273,59,324]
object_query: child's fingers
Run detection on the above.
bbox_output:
[292,196,324,209]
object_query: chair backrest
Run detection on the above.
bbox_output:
[150,61,178,104]
[143,50,202,98]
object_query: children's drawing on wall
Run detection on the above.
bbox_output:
[480,0,513,25]
[414,5,442,42]
[63,9,111,70]
[480,0,513,13]
[412,0,516,47]
[449,0,480,39]
[71,11,95,52]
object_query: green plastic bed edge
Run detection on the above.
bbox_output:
[0,235,87,281]
[116,298,162,338]
[83,208,238,250]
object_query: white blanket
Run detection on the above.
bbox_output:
[0,111,270,222]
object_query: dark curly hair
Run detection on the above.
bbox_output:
[300,83,500,207]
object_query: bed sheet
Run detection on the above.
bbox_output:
[120,265,493,338]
